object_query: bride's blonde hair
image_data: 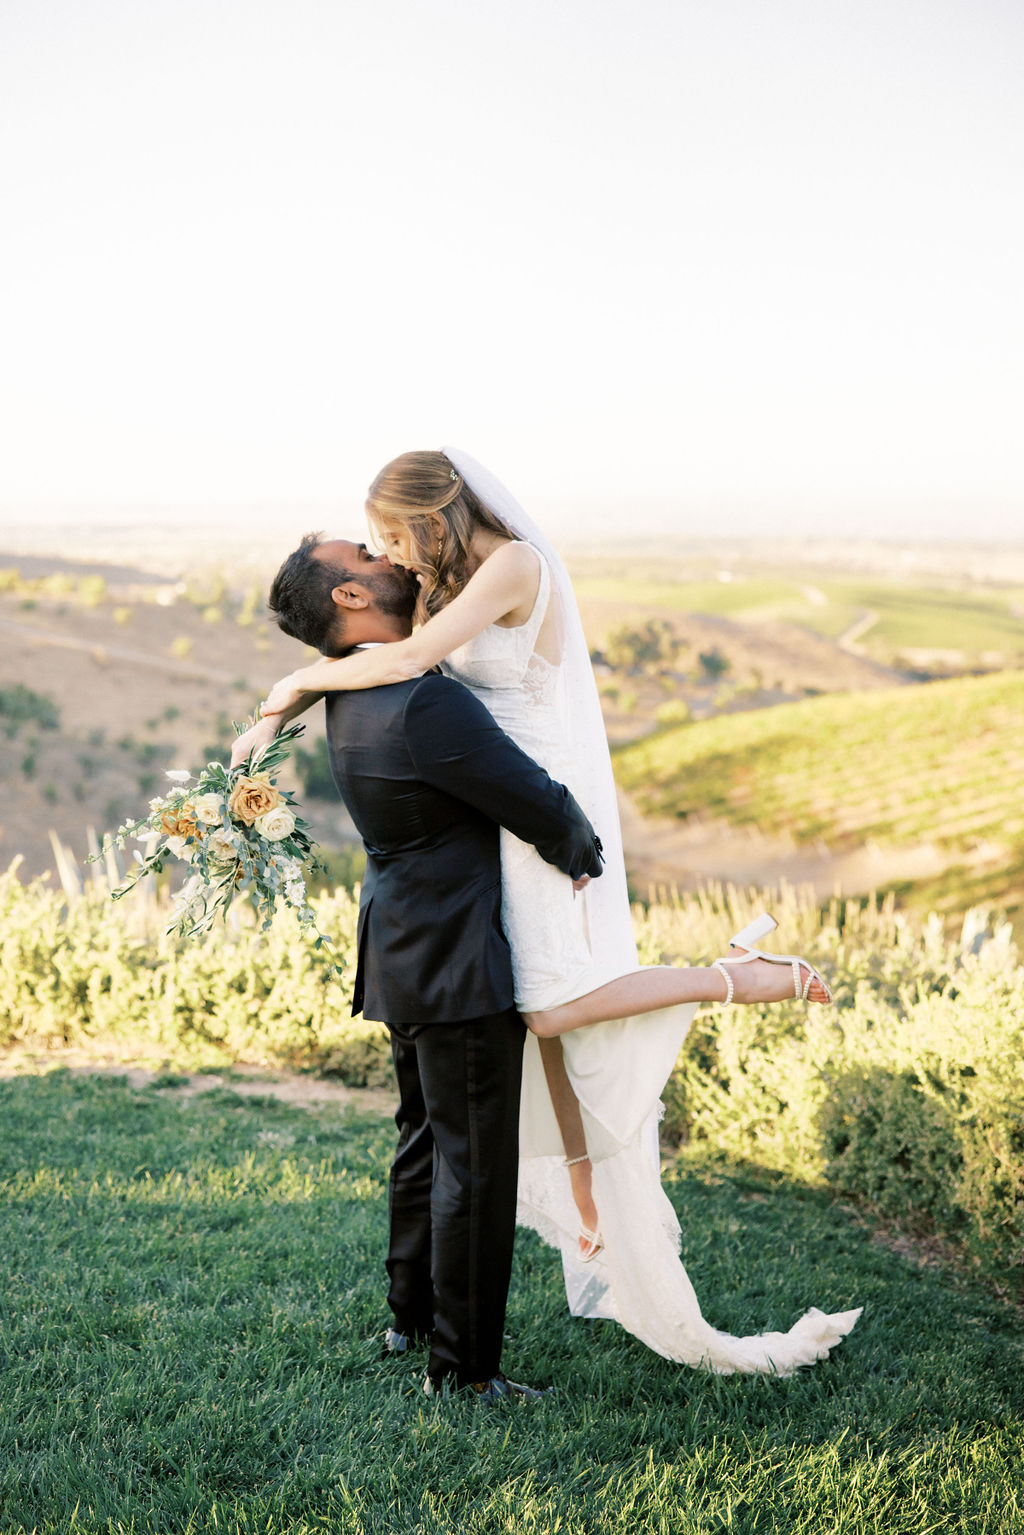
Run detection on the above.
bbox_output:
[366,450,518,623]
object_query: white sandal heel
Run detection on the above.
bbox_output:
[712,911,834,1007]
[578,1224,604,1263]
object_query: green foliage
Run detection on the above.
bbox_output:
[698,645,730,679]
[0,866,385,1084]
[602,618,684,674]
[77,573,108,606]
[655,698,692,728]
[2,866,1022,1270]
[0,683,60,732]
[643,886,1024,1272]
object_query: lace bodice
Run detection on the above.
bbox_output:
[441,545,567,780]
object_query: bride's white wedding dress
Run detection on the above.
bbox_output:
[443,544,861,1375]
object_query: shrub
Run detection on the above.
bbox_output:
[0,868,385,1085]
[77,575,108,606]
[0,868,1021,1270]
[603,619,684,674]
[655,699,692,728]
[0,684,60,733]
[698,646,730,680]
[646,888,1024,1270]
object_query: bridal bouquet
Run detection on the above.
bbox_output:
[98,721,343,975]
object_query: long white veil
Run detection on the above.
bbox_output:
[441,446,638,985]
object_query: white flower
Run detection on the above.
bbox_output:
[254,806,296,842]
[173,874,204,904]
[165,769,191,783]
[207,827,240,863]
[164,835,194,860]
[192,792,223,826]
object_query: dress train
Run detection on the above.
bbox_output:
[516,1001,861,1375]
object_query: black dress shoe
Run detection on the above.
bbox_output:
[423,1370,554,1401]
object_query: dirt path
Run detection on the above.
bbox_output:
[617,786,947,900]
[837,609,879,654]
[0,1055,399,1117]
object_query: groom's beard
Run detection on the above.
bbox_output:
[364,564,419,622]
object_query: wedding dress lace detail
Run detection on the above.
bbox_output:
[443,542,861,1374]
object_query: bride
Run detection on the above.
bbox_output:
[249,447,860,1375]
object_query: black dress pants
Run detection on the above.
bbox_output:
[385,1007,525,1386]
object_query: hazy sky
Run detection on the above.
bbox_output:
[1,0,1022,538]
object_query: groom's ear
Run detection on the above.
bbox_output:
[329,581,371,611]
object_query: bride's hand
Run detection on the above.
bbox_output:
[230,717,278,770]
[572,875,592,892]
[261,672,309,717]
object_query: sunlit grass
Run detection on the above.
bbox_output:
[1,1071,1022,1533]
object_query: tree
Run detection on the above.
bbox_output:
[602,619,684,675]
[698,647,730,680]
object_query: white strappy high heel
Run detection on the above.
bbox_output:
[578,1224,604,1263]
[712,912,834,1006]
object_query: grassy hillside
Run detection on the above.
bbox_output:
[574,573,1024,670]
[614,669,1024,920]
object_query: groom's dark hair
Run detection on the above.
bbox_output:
[268,533,357,658]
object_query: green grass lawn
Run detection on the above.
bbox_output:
[1,1071,1022,1534]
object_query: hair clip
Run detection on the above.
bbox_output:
[449,467,458,481]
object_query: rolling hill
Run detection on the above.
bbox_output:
[614,668,1024,923]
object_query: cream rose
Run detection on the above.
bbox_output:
[192,793,224,826]
[254,805,296,842]
[207,827,239,863]
[228,776,282,825]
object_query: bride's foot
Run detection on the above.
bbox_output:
[565,1153,603,1261]
[713,912,833,1006]
[713,951,831,1005]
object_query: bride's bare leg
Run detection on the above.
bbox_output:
[537,1036,599,1254]
[526,954,830,1038]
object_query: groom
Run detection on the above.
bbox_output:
[245,534,604,1399]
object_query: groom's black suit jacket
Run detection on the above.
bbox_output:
[324,670,603,1025]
